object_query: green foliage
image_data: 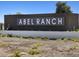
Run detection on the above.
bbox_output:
[31,43,43,49]
[71,38,79,42]
[35,37,42,40]
[34,37,49,40]
[0,34,49,40]
[12,48,21,57]
[22,36,33,39]
[13,51,21,57]
[0,34,7,37]
[60,38,79,42]
[0,34,24,38]
[0,34,15,37]
[63,38,71,40]
[69,46,79,50]
[28,49,40,55]
[56,1,72,13]
[7,34,14,37]
[28,43,43,55]
[42,37,49,40]
[75,29,79,32]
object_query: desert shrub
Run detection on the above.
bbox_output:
[0,34,2,37]
[75,29,79,32]
[63,38,71,41]
[34,37,49,40]
[7,34,14,37]
[42,37,49,40]
[28,49,40,55]
[61,38,65,40]
[0,34,8,37]
[11,48,21,57]
[13,51,21,57]
[69,46,79,50]
[61,38,79,42]
[35,37,42,40]
[0,34,17,38]
[49,38,57,40]
[71,38,79,42]
[28,43,43,55]
[60,37,72,41]
[7,34,21,38]
[22,37,28,39]
[22,36,34,39]
[32,43,43,49]
[24,36,33,39]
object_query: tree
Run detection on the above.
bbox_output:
[56,1,72,14]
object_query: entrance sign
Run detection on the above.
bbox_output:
[4,14,79,31]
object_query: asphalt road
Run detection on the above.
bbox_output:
[0,30,79,39]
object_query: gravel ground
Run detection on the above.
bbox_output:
[0,37,79,57]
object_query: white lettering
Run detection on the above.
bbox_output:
[17,17,64,25]
[31,19,34,25]
[46,18,50,25]
[58,18,63,25]
[18,19,23,25]
[27,18,30,25]
[23,18,26,25]
[36,18,40,25]
[41,18,45,24]
[51,18,56,25]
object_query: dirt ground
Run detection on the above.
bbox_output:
[0,37,79,57]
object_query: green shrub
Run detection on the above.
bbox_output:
[49,38,57,40]
[13,51,21,57]
[63,38,71,41]
[69,46,79,50]
[31,43,43,49]
[22,36,34,39]
[42,37,49,40]
[0,34,8,37]
[28,49,40,55]
[34,37,42,40]
[71,38,79,42]
[7,34,14,37]
[75,29,79,32]
[12,48,21,57]
[28,43,43,55]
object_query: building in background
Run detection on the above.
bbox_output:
[4,13,79,31]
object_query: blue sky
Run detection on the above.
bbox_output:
[0,1,79,23]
